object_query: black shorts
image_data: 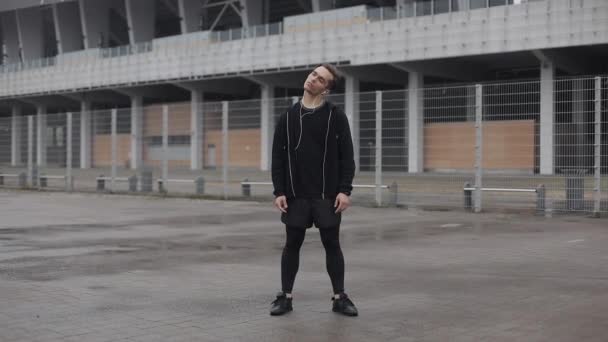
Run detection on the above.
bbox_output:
[280,198,341,229]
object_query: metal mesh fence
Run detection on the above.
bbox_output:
[1,76,606,214]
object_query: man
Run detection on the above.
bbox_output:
[269,64,358,317]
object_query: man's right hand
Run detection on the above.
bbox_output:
[274,196,288,213]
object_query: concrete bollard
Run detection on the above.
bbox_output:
[242,178,251,197]
[464,181,473,211]
[97,175,105,192]
[158,179,167,194]
[39,175,47,188]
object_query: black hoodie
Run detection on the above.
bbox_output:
[271,101,355,199]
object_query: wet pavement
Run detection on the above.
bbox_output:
[1,190,608,342]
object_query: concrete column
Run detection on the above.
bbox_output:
[36,105,47,167]
[190,90,204,170]
[178,0,201,33]
[539,61,554,175]
[240,0,264,27]
[125,0,156,44]
[79,0,111,49]
[408,71,424,173]
[80,101,92,169]
[53,2,84,54]
[344,74,360,171]
[11,105,22,166]
[311,0,333,12]
[1,12,20,63]
[260,84,275,171]
[130,96,143,170]
[16,8,44,60]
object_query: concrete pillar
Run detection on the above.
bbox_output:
[344,74,360,171]
[125,0,156,44]
[53,2,84,54]
[130,95,143,170]
[80,101,92,169]
[79,0,111,49]
[240,0,264,27]
[408,71,424,173]
[539,61,554,175]
[178,0,201,33]
[260,84,275,171]
[190,90,204,170]
[11,105,22,166]
[16,8,44,60]
[36,105,47,167]
[1,12,20,63]
[311,0,333,12]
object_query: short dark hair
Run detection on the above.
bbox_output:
[317,63,341,91]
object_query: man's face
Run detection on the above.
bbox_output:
[303,66,334,96]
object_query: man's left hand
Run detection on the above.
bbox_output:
[334,193,351,214]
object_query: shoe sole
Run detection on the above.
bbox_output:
[332,308,358,317]
[270,308,293,316]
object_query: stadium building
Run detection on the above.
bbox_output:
[0,0,606,212]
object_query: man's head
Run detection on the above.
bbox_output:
[303,64,341,96]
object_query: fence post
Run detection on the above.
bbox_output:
[536,184,546,213]
[390,181,398,207]
[593,77,602,217]
[474,84,483,213]
[375,91,383,207]
[27,116,35,187]
[66,112,73,192]
[111,108,117,192]
[222,101,229,200]
[195,176,205,195]
[162,105,169,193]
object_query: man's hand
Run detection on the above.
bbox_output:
[274,195,288,213]
[334,193,351,214]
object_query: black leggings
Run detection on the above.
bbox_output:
[281,225,345,294]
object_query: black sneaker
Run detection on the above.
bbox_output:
[332,293,358,317]
[270,292,293,316]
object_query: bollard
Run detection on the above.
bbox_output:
[158,179,167,194]
[97,175,105,192]
[390,181,398,207]
[536,184,546,213]
[128,175,138,192]
[39,175,47,188]
[18,172,26,188]
[242,178,251,197]
[464,181,473,211]
[195,176,205,195]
